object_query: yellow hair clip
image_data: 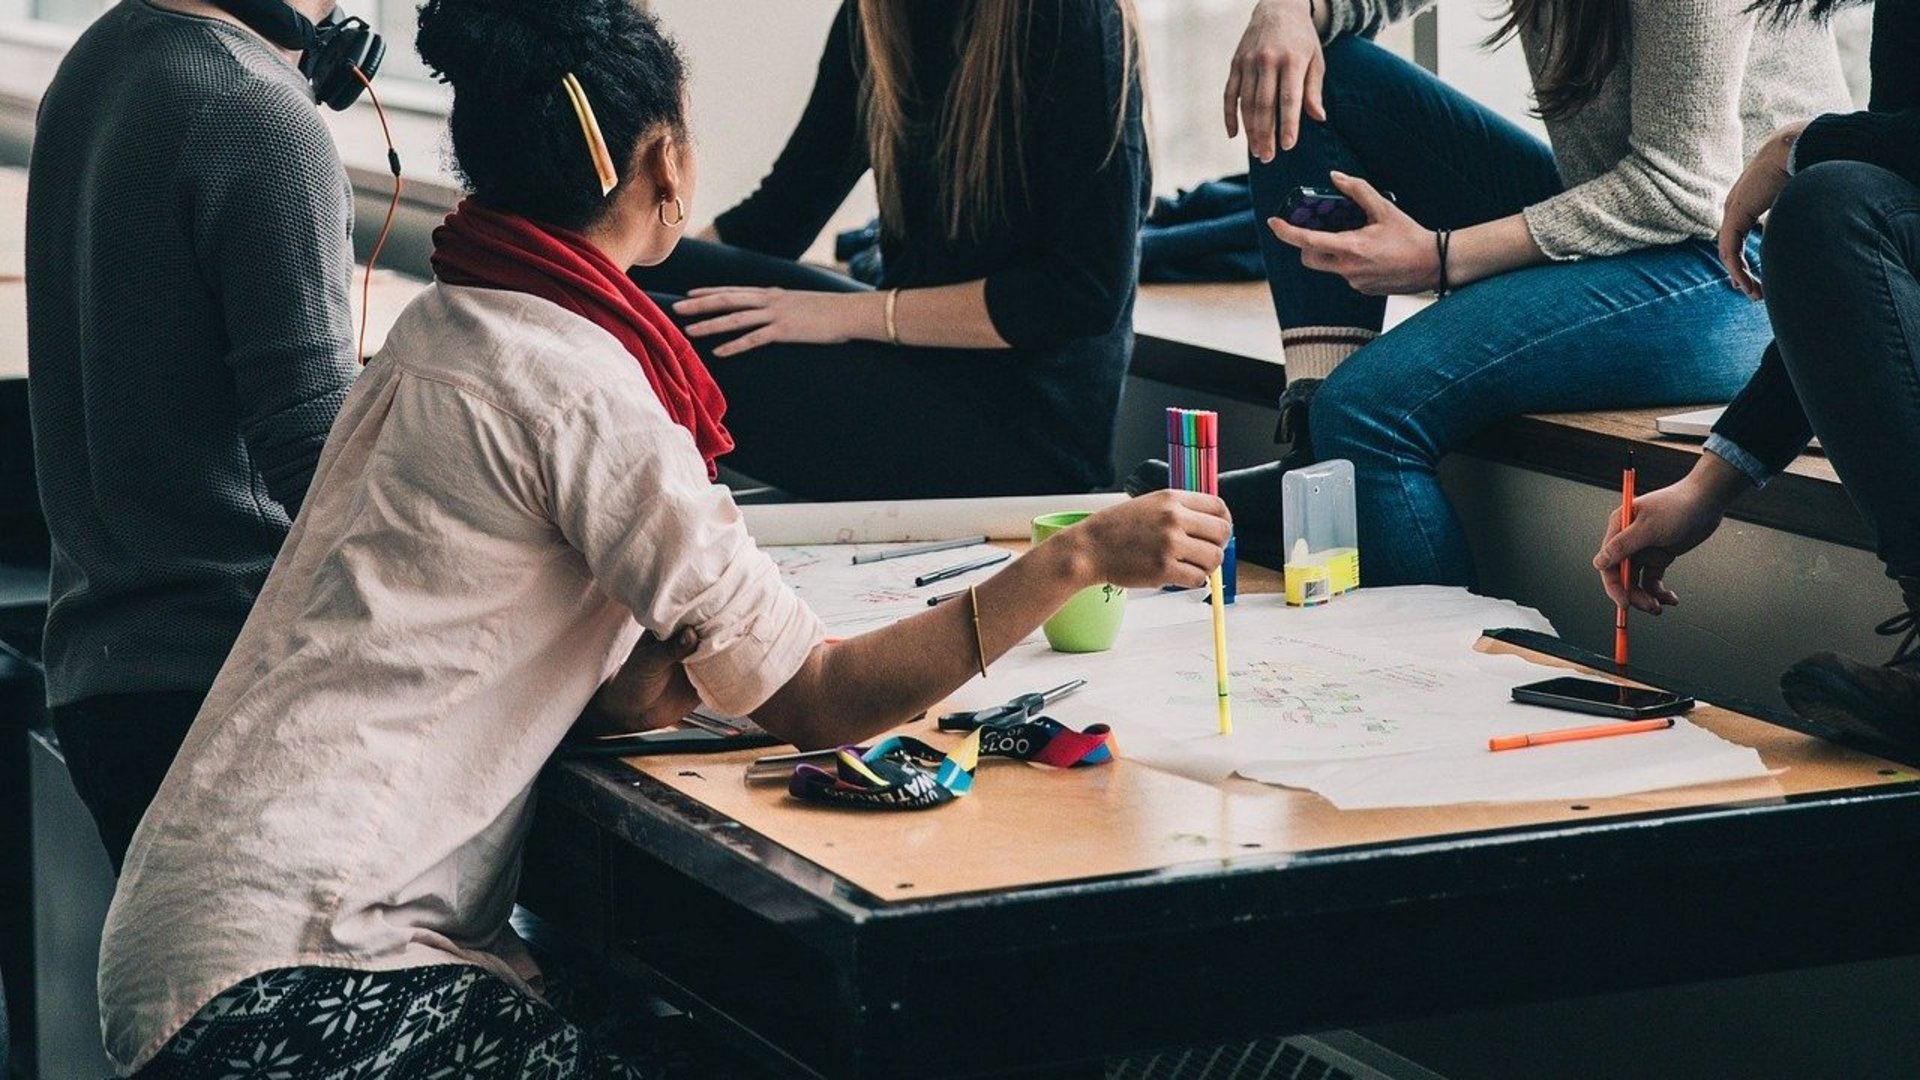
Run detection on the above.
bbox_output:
[560,71,619,197]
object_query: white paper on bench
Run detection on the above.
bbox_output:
[769,542,1002,636]
[742,494,1124,545]
[931,586,1773,808]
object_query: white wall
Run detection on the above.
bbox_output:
[649,1,856,233]
[1432,0,1543,140]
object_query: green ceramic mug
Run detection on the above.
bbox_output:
[1032,511,1126,653]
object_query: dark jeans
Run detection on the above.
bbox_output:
[634,240,1085,501]
[1765,162,1920,582]
[1247,37,1773,586]
[49,689,204,873]
[1250,36,1565,335]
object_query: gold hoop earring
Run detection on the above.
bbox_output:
[658,196,686,228]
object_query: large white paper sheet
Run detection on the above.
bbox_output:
[1238,720,1770,809]
[760,546,1773,807]
[929,587,1772,807]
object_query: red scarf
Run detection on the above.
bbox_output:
[431,199,734,477]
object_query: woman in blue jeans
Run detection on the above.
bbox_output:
[1206,0,1850,586]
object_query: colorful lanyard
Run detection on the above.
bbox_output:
[789,734,979,810]
[969,715,1117,768]
[787,714,1119,809]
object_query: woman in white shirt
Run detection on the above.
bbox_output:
[96,1,1230,1075]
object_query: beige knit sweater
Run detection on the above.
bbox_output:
[1323,0,1850,259]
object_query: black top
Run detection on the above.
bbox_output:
[1712,0,1915,474]
[714,0,1149,489]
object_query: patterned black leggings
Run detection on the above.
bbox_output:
[134,965,650,1079]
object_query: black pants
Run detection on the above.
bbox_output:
[1765,162,1920,581]
[49,689,204,873]
[634,240,1083,501]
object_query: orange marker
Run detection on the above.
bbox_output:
[1614,454,1637,669]
[1489,716,1675,752]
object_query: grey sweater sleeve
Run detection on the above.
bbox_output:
[1319,0,1433,42]
[181,83,357,519]
[1521,0,1755,259]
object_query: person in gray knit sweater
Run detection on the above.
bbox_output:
[1200,0,1849,586]
[26,0,359,870]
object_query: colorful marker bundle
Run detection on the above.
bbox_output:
[1167,408,1233,736]
[1165,408,1219,501]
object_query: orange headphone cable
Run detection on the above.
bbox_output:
[351,64,402,366]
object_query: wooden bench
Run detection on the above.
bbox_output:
[1130,281,1867,551]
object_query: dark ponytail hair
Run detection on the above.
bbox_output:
[416,0,688,231]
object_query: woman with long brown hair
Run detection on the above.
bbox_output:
[634,0,1148,500]
[1191,0,1849,586]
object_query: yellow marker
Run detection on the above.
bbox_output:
[1208,567,1232,735]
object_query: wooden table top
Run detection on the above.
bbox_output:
[606,559,1908,902]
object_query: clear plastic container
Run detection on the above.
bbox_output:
[1281,459,1360,596]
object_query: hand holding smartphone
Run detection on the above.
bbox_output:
[1280,184,1397,233]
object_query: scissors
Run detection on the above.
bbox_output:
[936,679,1087,732]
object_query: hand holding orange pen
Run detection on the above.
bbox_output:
[1614,453,1636,670]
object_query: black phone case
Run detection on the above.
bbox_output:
[1510,685,1696,720]
[1279,185,1395,233]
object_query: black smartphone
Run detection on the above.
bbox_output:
[1512,676,1695,720]
[1279,185,1395,232]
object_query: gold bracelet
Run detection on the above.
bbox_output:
[884,287,902,347]
[968,585,988,678]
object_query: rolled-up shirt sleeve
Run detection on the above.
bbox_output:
[539,382,823,716]
[1522,0,1753,260]
[1706,341,1812,487]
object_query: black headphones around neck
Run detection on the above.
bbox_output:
[206,0,385,111]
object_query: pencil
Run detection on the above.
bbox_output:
[1615,453,1636,669]
[1209,567,1232,735]
[1203,412,1231,735]
[851,535,987,566]
[1488,716,1675,752]
[914,550,1011,588]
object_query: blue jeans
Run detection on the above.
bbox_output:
[1250,37,1773,586]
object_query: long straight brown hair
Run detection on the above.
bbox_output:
[1488,0,1630,121]
[858,0,1143,240]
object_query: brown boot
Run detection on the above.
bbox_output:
[1780,577,1920,749]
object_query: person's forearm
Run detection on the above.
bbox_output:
[1687,448,1756,509]
[840,280,1013,350]
[753,533,1095,749]
[1444,213,1546,288]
